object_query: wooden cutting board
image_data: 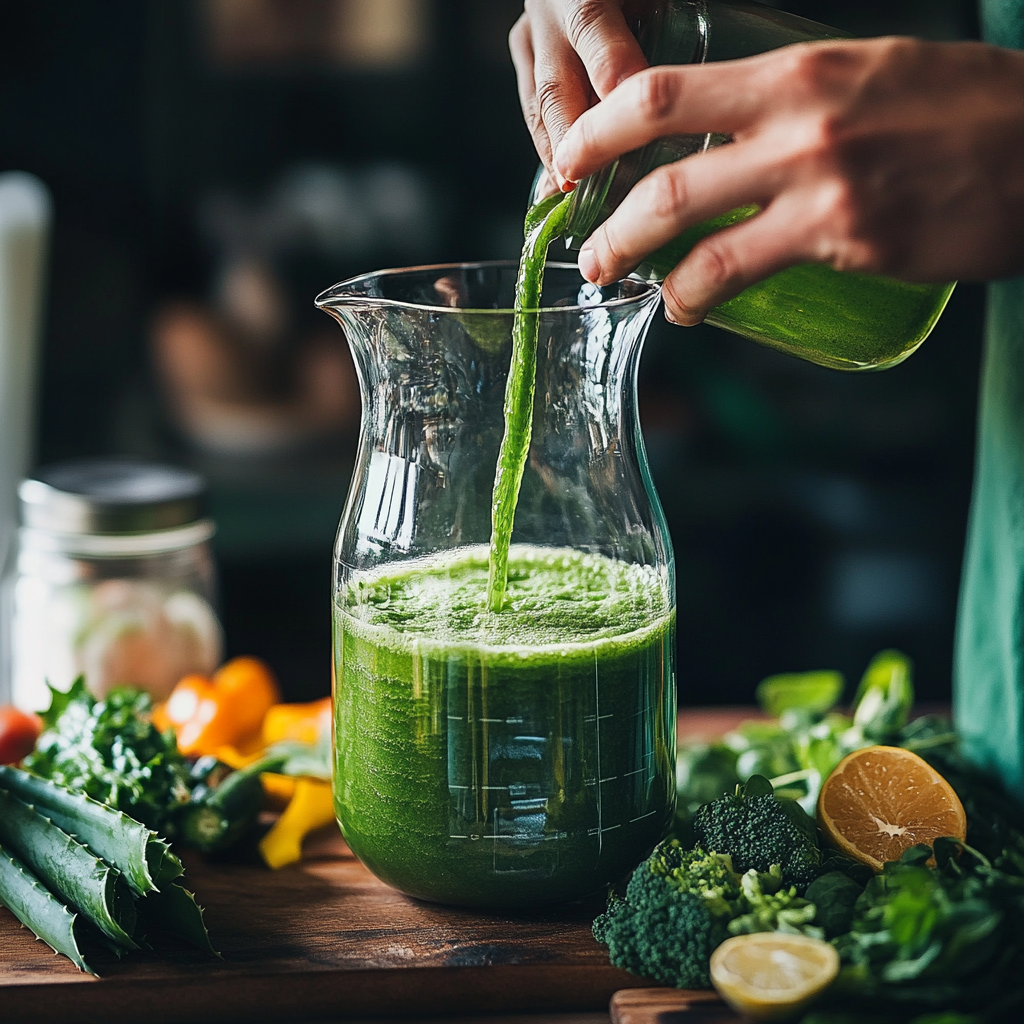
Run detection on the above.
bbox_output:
[0,827,650,1024]
[609,989,735,1024]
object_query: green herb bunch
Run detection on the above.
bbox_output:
[23,678,192,835]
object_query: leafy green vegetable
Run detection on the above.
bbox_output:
[677,651,917,816]
[691,776,822,886]
[829,841,1024,1018]
[853,650,915,741]
[24,678,191,835]
[804,871,865,939]
[0,765,180,897]
[0,842,95,974]
[0,787,138,949]
[757,671,845,718]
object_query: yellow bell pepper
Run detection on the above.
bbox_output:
[260,771,297,810]
[258,778,335,869]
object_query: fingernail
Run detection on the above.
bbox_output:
[665,306,702,327]
[578,247,600,283]
[552,140,571,181]
[553,166,577,193]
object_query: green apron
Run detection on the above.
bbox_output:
[953,0,1024,794]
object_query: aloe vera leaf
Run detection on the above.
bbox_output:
[0,766,177,897]
[0,788,138,950]
[151,838,185,887]
[139,881,220,957]
[0,843,96,975]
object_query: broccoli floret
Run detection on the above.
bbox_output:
[593,839,825,988]
[727,865,823,938]
[691,776,822,886]
[593,842,736,988]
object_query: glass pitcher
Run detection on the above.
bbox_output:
[316,262,676,908]
[557,0,956,371]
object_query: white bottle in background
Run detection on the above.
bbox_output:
[0,173,52,703]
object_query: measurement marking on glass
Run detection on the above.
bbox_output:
[479,718,503,723]
[447,715,463,721]
[593,649,603,854]
[583,713,614,723]
[599,775,619,783]
[624,767,648,776]
[630,809,659,823]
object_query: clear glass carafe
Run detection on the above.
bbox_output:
[316,262,676,908]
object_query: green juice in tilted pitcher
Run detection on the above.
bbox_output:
[556,0,955,371]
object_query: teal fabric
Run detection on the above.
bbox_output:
[953,0,1024,794]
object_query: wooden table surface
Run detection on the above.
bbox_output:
[0,709,776,1023]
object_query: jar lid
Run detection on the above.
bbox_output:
[20,458,208,535]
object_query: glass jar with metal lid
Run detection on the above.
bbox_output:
[7,458,223,711]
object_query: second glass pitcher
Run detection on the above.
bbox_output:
[558,0,956,371]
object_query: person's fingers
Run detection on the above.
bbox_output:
[659,196,819,325]
[576,141,778,285]
[554,59,775,182]
[509,14,556,171]
[562,0,648,99]
[530,30,595,177]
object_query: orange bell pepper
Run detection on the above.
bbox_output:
[261,696,331,746]
[166,657,281,757]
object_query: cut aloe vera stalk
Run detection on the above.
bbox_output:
[0,766,183,897]
[139,881,220,956]
[0,788,138,950]
[0,842,95,975]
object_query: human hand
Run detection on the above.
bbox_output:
[509,0,648,188]
[552,38,1024,324]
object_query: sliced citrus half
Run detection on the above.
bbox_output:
[817,744,966,871]
[710,933,840,1021]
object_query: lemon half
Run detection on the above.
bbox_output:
[710,933,840,1021]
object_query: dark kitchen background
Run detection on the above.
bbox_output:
[0,0,983,705]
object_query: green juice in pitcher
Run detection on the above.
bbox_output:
[334,547,675,907]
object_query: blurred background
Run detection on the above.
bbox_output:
[0,0,984,705]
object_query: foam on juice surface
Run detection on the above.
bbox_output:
[340,544,671,655]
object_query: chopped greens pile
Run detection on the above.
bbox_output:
[23,678,192,835]
[595,651,1024,1024]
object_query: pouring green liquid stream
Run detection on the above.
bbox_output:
[486,191,571,611]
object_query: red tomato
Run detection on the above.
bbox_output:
[0,706,42,764]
